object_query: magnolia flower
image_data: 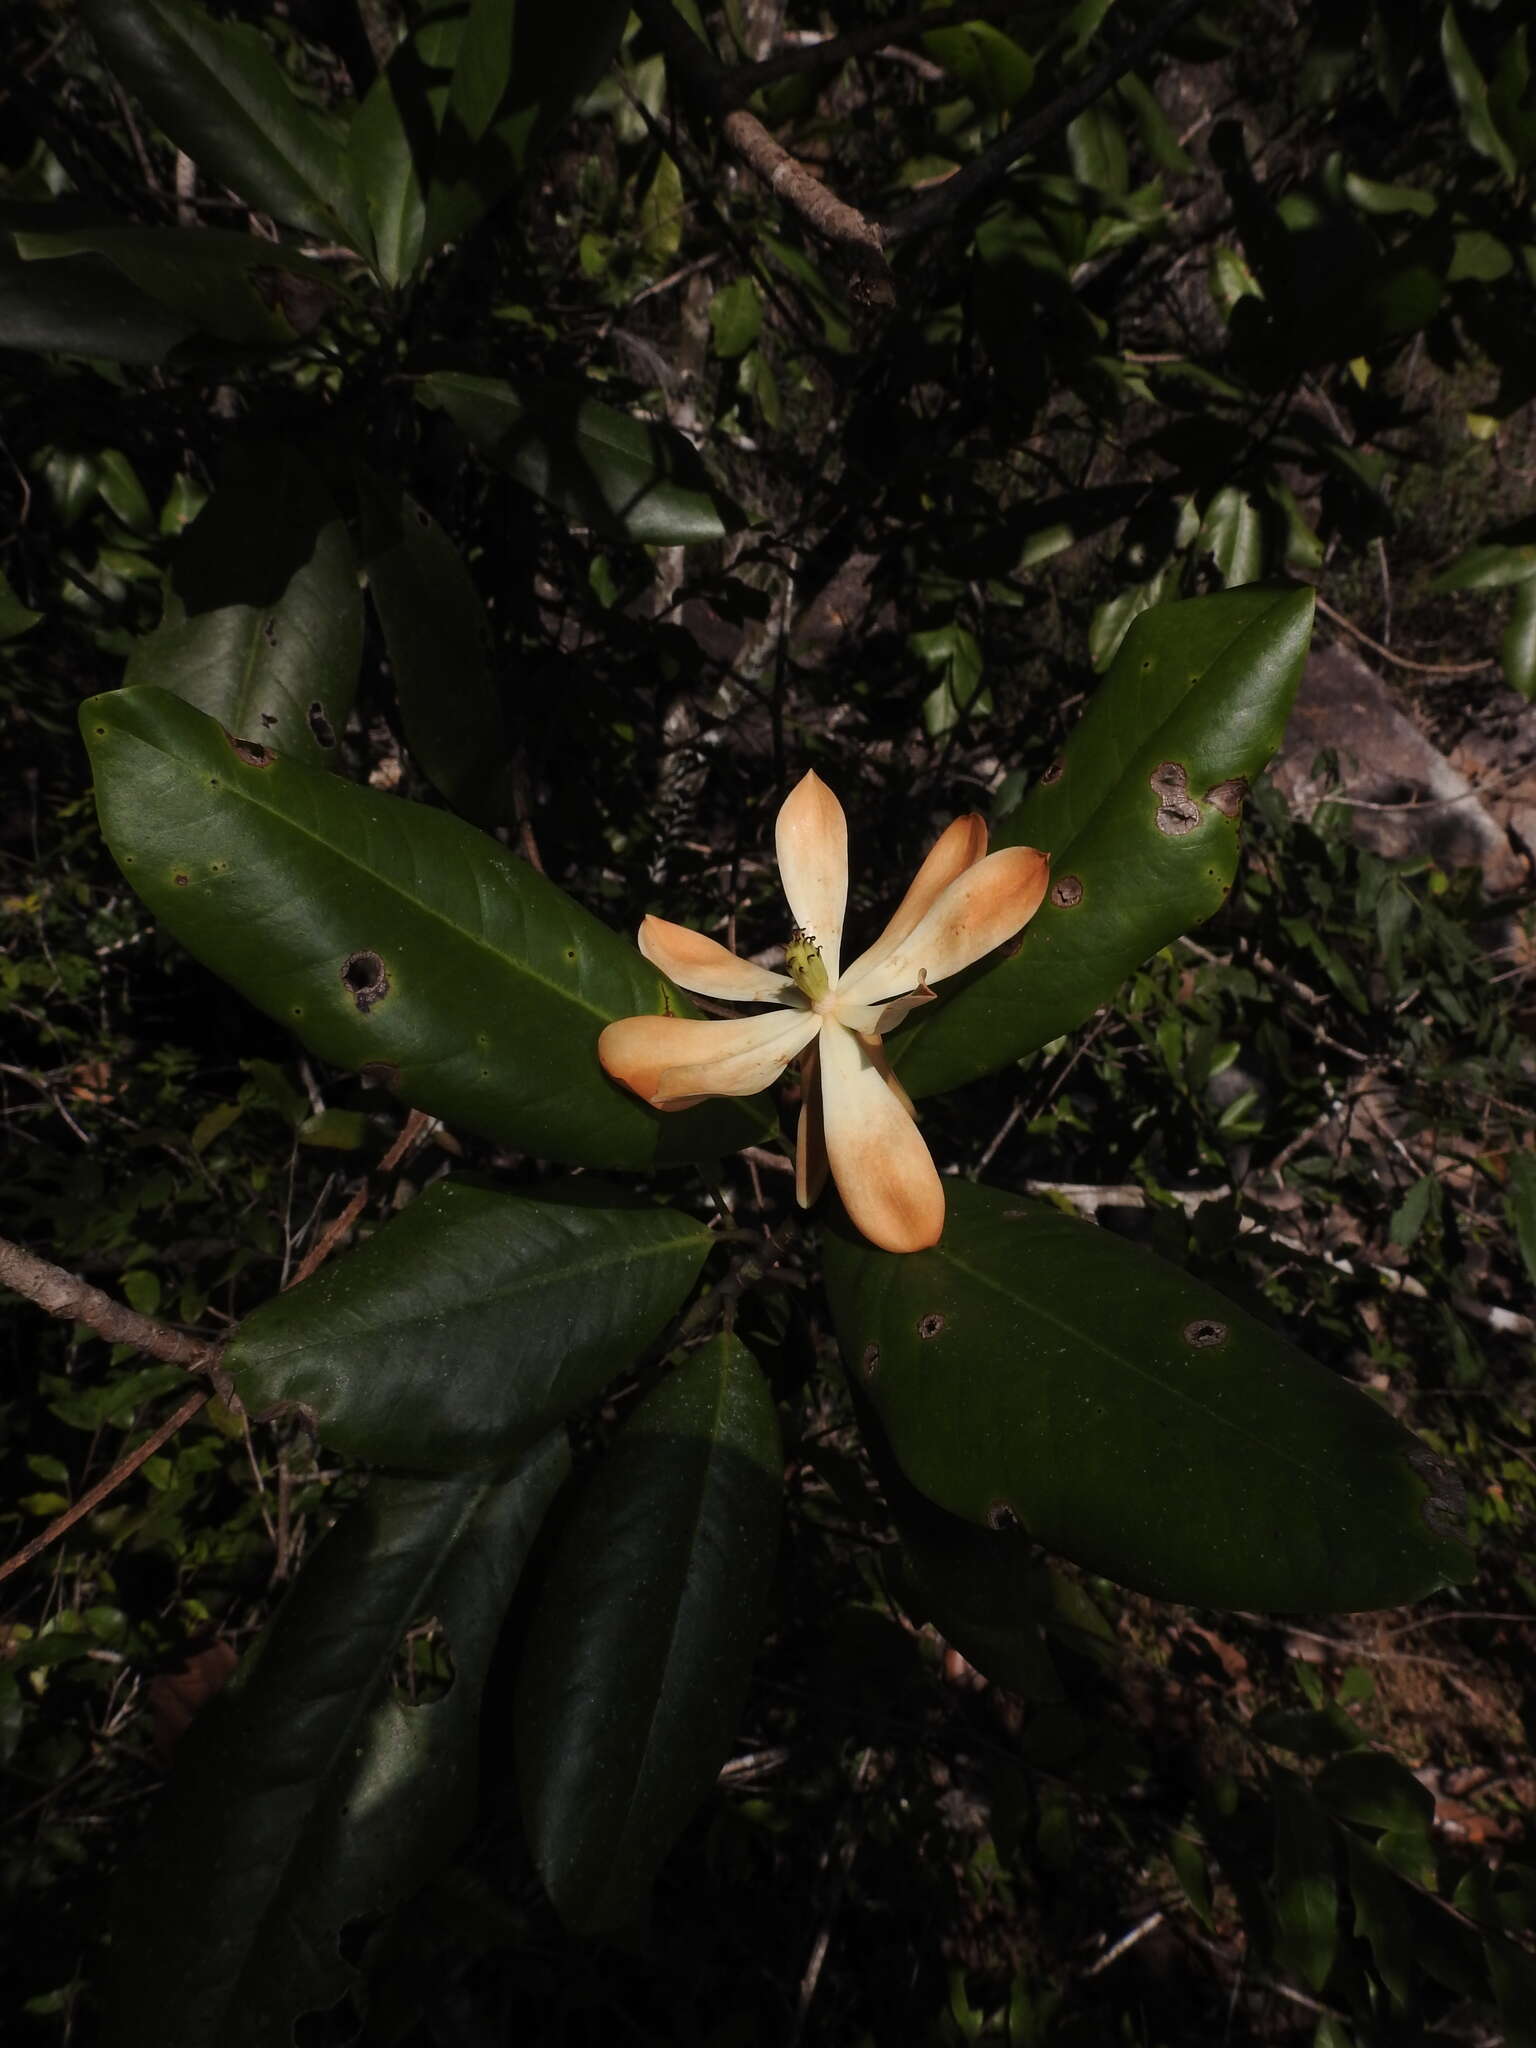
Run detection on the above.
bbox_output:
[599,773,1049,1253]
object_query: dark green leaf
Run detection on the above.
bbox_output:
[708,277,762,359]
[1067,105,1130,197]
[515,1334,781,1930]
[13,221,343,347]
[125,454,361,767]
[1315,1750,1435,1834]
[82,687,764,1168]
[824,1183,1474,1611]
[1428,542,1536,591]
[1441,5,1518,180]
[1273,1770,1338,1992]
[892,587,1314,1098]
[1199,487,1267,586]
[1250,1703,1368,1758]
[224,1181,712,1469]
[105,1445,568,2048]
[1388,1173,1440,1250]
[1341,1828,1416,2006]
[0,568,41,640]
[81,0,367,247]
[358,479,506,824]
[0,227,195,363]
[422,371,744,546]
[921,22,1035,111]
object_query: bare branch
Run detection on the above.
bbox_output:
[635,0,893,305]
[0,1233,220,1373]
[881,0,1204,245]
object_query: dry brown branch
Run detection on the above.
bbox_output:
[1315,593,1497,678]
[881,0,1205,244]
[0,1387,210,1587]
[635,0,893,304]
[0,1233,219,1373]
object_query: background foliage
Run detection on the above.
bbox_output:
[2,1,1535,2042]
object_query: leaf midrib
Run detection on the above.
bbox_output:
[235,1222,708,1372]
[142,705,623,1028]
[928,1233,1349,1487]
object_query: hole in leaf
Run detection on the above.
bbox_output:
[861,1342,880,1379]
[341,951,389,1013]
[987,1503,1021,1532]
[1183,1317,1228,1349]
[1041,759,1065,786]
[307,699,336,749]
[226,732,274,767]
[172,872,189,887]
[1049,875,1083,909]
[260,616,278,648]
[259,711,277,728]
[391,1614,454,1706]
[1204,775,1248,819]
[918,1312,945,1340]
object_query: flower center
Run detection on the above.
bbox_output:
[785,927,831,1003]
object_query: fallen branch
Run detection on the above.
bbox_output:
[635,0,893,304]
[881,0,1205,245]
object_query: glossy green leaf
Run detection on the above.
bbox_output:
[422,371,744,546]
[358,480,506,824]
[823,1182,1474,1611]
[1199,488,1267,585]
[1067,105,1130,198]
[13,221,343,347]
[1441,6,1518,181]
[105,1444,567,2048]
[0,223,196,362]
[892,586,1314,1098]
[81,0,366,248]
[1273,1770,1339,1992]
[125,456,361,767]
[224,1181,712,1470]
[1115,74,1194,175]
[1429,540,1536,590]
[639,151,684,265]
[1488,27,1536,170]
[82,687,763,1169]
[515,1334,781,1930]
[1502,578,1536,701]
[347,12,464,290]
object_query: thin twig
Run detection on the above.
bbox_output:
[882,0,1204,244]
[0,1387,210,1587]
[722,2,1041,92]
[1315,593,1495,677]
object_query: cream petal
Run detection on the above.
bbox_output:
[838,811,987,989]
[860,1032,917,1121]
[638,914,796,1004]
[794,1041,829,1211]
[775,769,848,979]
[831,978,936,1038]
[599,1007,817,1106]
[835,845,1050,1007]
[818,1019,945,1253]
[653,1008,822,1104]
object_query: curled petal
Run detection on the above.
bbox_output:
[839,811,987,989]
[836,845,1050,1008]
[775,770,848,980]
[795,1041,829,1211]
[818,1020,945,1253]
[599,1007,818,1107]
[638,915,796,1004]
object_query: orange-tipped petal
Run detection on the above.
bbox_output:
[838,812,987,988]
[599,1007,817,1106]
[638,914,796,1004]
[818,1019,945,1253]
[860,1033,917,1120]
[653,1008,821,1104]
[836,845,1050,1007]
[775,770,848,979]
[795,1041,829,1210]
